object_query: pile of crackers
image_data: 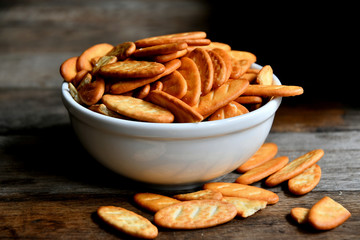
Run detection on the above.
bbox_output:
[60,31,304,123]
[96,145,351,239]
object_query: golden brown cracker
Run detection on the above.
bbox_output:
[110,59,181,94]
[89,103,127,119]
[203,182,279,204]
[78,78,105,106]
[235,96,263,105]
[133,83,151,99]
[152,49,188,63]
[147,90,203,123]
[161,70,188,99]
[308,196,351,230]
[134,193,180,213]
[265,149,324,187]
[133,42,188,58]
[106,41,136,60]
[187,48,214,95]
[222,197,267,218]
[256,65,273,85]
[173,189,223,201]
[60,56,78,82]
[102,94,174,123]
[194,79,249,118]
[154,200,237,229]
[288,164,322,195]
[91,55,117,75]
[207,49,227,89]
[208,101,249,121]
[97,206,158,239]
[76,43,114,71]
[243,85,304,97]
[229,50,257,78]
[212,48,232,82]
[178,57,202,106]
[99,60,165,79]
[135,31,206,48]
[291,207,310,224]
[235,156,289,185]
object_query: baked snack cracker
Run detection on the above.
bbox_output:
[207,49,227,89]
[178,57,201,106]
[194,79,249,117]
[106,41,136,60]
[203,182,279,204]
[208,101,248,121]
[154,200,237,229]
[110,59,181,94]
[97,206,158,239]
[256,65,273,85]
[134,193,180,213]
[99,60,165,79]
[135,31,206,48]
[76,43,114,71]
[243,85,304,97]
[147,90,203,123]
[265,149,324,187]
[102,94,174,123]
[187,48,214,95]
[222,197,267,218]
[237,142,278,173]
[235,156,289,185]
[290,207,310,224]
[288,164,321,195]
[173,189,223,201]
[78,78,105,106]
[308,196,351,230]
[60,56,78,82]
[161,70,187,99]
[133,42,188,58]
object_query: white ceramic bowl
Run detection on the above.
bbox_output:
[61,64,282,189]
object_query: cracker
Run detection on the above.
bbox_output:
[212,48,232,82]
[207,49,227,89]
[194,79,249,118]
[78,78,105,106]
[208,101,249,121]
[76,43,114,71]
[97,206,158,239]
[154,199,237,229]
[235,96,263,105]
[291,207,310,224]
[237,142,278,173]
[173,189,223,201]
[229,50,257,78]
[241,72,258,83]
[102,94,174,123]
[161,70,187,99]
[134,193,180,213]
[243,85,304,97]
[152,49,188,63]
[265,149,324,187]
[256,65,273,85]
[135,31,206,48]
[73,69,88,87]
[60,56,78,82]
[147,90,203,123]
[133,42,188,58]
[89,103,127,119]
[187,48,214,95]
[106,41,136,60]
[99,60,165,79]
[288,164,322,195]
[178,57,201,106]
[91,55,117,75]
[187,42,231,52]
[133,83,151,99]
[308,196,351,230]
[203,182,279,204]
[236,156,289,185]
[222,197,267,218]
[110,59,181,94]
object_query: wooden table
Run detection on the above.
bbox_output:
[1,1,358,239]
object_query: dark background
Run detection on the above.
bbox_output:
[0,0,357,105]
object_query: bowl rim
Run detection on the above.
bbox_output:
[61,63,282,138]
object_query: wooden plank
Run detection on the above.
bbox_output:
[0,191,358,239]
